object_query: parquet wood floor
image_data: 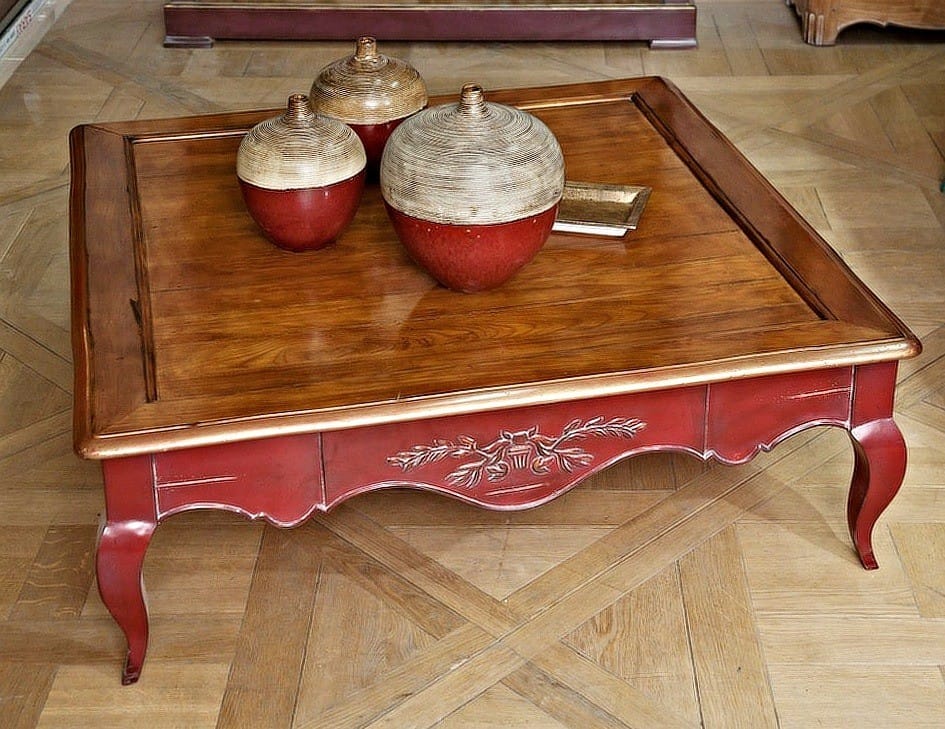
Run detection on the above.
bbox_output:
[1,1,944,726]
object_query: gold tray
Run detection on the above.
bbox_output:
[552,181,652,237]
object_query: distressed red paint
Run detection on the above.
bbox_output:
[385,204,558,292]
[239,171,365,251]
[350,118,407,174]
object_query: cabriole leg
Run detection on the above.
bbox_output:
[846,362,906,570]
[96,455,157,684]
[847,418,906,570]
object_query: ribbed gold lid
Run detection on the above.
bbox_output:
[380,83,565,225]
[309,37,428,125]
[237,94,366,190]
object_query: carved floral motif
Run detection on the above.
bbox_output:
[387,416,646,489]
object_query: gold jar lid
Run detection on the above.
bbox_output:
[309,37,428,126]
[380,83,566,225]
[237,94,366,190]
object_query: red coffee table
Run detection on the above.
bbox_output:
[69,77,921,684]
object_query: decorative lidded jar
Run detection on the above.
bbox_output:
[380,83,565,292]
[237,93,366,252]
[309,36,427,172]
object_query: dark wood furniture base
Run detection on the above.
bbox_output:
[162,1,698,48]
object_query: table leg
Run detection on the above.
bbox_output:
[96,455,157,684]
[846,362,906,570]
[847,418,906,570]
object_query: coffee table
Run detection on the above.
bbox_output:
[69,77,921,685]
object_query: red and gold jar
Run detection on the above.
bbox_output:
[309,36,427,174]
[380,83,565,292]
[236,93,366,252]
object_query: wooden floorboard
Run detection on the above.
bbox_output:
[1,0,944,726]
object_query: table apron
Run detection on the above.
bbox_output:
[143,365,862,521]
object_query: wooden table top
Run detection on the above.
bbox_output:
[69,77,920,459]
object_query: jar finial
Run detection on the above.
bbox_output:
[459,83,485,116]
[283,93,314,126]
[355,36,378,61]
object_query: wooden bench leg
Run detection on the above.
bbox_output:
[790,0,841,45]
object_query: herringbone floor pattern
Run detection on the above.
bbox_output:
[1,1,944,726]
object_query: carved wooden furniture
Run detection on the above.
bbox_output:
[0,0,30,37]
[69,77,921,685]
[162,0,698,48]
[788,0,945,45]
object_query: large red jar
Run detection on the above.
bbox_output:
[237,93,366,252]
[380,83,565,292]
[309,37,427,174]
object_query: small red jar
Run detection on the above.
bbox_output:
[309,37,427,174]
[380,83,565,292]
[236,93,366,252]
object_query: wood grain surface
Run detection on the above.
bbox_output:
[789,0,945,45]
[70,77,918,458]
